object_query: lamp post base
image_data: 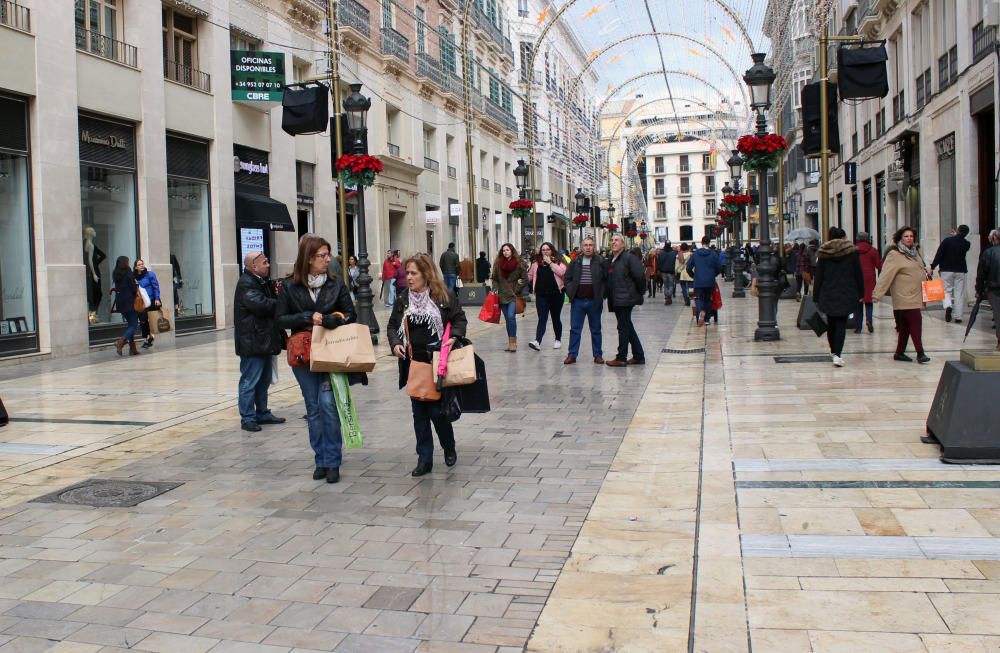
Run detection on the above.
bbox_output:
[353,188,380,344]
[732,257,746,298]
[753,241,781,342]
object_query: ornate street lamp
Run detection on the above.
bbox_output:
[514,159,529,199]
[574,188,587,248]
[727,150,746,298]
[743,53,780,341]
[343,83,378,343]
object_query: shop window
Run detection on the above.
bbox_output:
[166,135,213,328]
[0,150,35,347]
[936,133,956,237]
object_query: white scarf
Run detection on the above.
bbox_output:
[307,274,326,302]
[399,288,443,348]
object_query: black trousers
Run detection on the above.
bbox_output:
[411,398,455,465]
[613,305,645,362]
[826,315,849,356]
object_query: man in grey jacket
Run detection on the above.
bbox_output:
[975,228,1000,351]
[605,233,646,367]
[439,243,461,292]
[562,236,607,365]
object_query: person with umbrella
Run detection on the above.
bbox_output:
[974,228,1000,351]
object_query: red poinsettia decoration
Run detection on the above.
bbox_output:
[638,232,648,239]
[736,133,788,172]
[509,198,533,218]
[717,208,737,219]
[625,228,638,237]
[336,154,383,188]
[573,214,589,224]
[723,193,752,206]
[605,223,619,232]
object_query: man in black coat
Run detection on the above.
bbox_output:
[562,236,607,365]
[930,224,972,323]
[605,233,646,367]
[234,251,285,432]
[657,241,677,304]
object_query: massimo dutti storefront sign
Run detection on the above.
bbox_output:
[78,115,136,170]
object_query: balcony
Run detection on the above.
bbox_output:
[337,0,370,38]
[505,187,513,197]
[679,164,690,172]
[388,143,400,157]
[973,21,998,64]
[677,186,692,196]
[494,182,501,194]
[423,157,439,172]
[653,186,666,197]
[415,53,443,87]
[76,27,138,68]
[914,68,931,110]
[380,27,409,64]
[459,0,513,60]
[938,46,958,92]
[0,1,30,31]
[164,59,211,92]
[892,91,905,124]
[481,178,490,190]
[482,98,518,133]
[447,165,457,179]
[654,166,664,174]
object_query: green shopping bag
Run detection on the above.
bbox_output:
[330,373,363,449]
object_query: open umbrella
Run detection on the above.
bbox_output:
[964,298,984,343]
[787,227,822,242]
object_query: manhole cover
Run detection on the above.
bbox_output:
[773,355,833,363]
[662,347,706,354]
[31,479,182,508]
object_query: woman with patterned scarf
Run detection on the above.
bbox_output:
[873,226,932,364]
[388,254,469,477]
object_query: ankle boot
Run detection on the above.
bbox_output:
[506,336,517,352]
[128,340,140,356]
[114,338,126,356]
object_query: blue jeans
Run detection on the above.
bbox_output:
[854,302,874,331]
[501,301,517,337]
[121,310,139,342]
[661,273,676,297]
[238,356,275,424]
[443,274,458,292]
[679,281,691,305]
[693,287,713,318]
[291,366,343,468]
[534,292,564,342]
[568,297,602,358]
[385,282,396,307]
[411,398,456,465]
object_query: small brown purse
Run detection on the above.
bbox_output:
[404,319,441,402]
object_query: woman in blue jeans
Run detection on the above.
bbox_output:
[277,235,357,484]
[111,256,141,356]
[526,242,566,351]
[490,243,527,352]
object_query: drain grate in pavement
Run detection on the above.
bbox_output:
[31,479,182,508]
[662,347,706,354]
[773,355,832,363]
[552,431,572,439]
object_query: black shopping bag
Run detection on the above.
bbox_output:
[806,311,828,337]
[458,354,491,413]
[0,396,8,427]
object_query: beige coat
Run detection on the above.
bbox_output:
[675,251,693,282]
[872,248,927,310]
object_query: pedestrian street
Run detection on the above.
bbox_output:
[0,293,998,652]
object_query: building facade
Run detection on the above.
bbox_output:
[0,0,540,361]
[644,138,730,245]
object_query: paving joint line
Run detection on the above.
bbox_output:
[686,326,710,653]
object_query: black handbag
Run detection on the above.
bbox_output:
[433,387,463,423]
[806,310,828,337]
[457,354,491,413]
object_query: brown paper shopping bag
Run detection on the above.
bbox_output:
[432,345,478,387]
[309,323,376,373]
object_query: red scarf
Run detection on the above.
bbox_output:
[499,256,518,277]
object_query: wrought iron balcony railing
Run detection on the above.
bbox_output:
[415,53,443,88]
[337,0,370,38]
[164,59,211,92]
[973,21,997,63]
[0,0,30,32]
[76,27,138,68]
[380,27,408,64]
[423,157,439,172]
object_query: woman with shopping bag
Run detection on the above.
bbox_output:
[276,235,356,483]
[490,243,527,352]
[872,226,932,364]
[388,254,468,477]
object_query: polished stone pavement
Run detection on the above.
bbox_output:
[0,289,999,652]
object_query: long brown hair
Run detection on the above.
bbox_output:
[404,254,449,303]
[494,242,519,269]
[291,234,333,286]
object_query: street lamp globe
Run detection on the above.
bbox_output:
[514,159,529,189]
[343,83,371,134]
[727,149,744,180]
[743,53,776,111]
[722,181,733,195]
[574,188,587,214]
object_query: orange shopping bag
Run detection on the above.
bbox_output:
[922,278,945,303]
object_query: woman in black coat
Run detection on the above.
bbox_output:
[813,227,864,368]
[387,254,468,477]
[276,235,357,484]
[111,256,141,356]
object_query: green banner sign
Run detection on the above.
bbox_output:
[230,50,285,102]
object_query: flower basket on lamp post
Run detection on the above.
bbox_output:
[605,223,619,233]
[736,134,787,173]
[335,154,383,189]
[509,199,533,220]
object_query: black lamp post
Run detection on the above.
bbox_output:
[574,188,587,248]
[744,53,780,341]
[343,83,379,343]
[514,159,529,199]
[606,203,615,250]
[727,150,746,297]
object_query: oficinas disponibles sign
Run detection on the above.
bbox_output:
[230,50,286,102]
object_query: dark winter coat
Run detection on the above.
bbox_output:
[657,248,677,275]
[476,257,491,283]
[606,250,645,309]
[813,239,864,317]
[387,288,468,389]
[931,234,971,273]
[977,244,1000,295]
[112,268,138,313]
[234,271,283,358]
[276,275,356,335]
[563,253,608,301]
[439,248,461,275]
[686,247,723,289]
[856,241,883,303]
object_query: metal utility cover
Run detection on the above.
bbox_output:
[31,479,182,508]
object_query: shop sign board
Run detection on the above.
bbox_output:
[231,51,286,101]
[240,227,266,264]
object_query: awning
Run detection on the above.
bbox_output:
[547,212,569,224]
[235,192,294,231]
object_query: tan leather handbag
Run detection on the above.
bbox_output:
[404,319,441,402]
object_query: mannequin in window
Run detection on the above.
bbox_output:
[171,254,184,315]
[83,226,106,323]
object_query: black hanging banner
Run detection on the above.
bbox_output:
[801,81,840,157]
[281,83,329,136]
[838,44,890,100]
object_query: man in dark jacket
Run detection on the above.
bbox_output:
[687,236,722,327]
[657,242,677,304]
[562,236,607,365]
[931,224,972,323]
[975,228,1000,350]
[439,243,461,292]
[476,251,491,283]
[234,251,285,432]
[605,233,646,367]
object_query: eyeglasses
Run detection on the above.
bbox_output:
[314,252,333,259]
[253,254,269,265]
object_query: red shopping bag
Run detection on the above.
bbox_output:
[711,284,723,311]
[478,292,501,324]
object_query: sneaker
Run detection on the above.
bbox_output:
[832,355,845,367]
[241,421,261,432]
[894,353,913,362]
[945,307,953,322]
[553,340,561,349]
[528,340,541,351]
[256,415,286,425]
[917,353,931,364]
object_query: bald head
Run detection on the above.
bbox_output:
[244,251,269,277]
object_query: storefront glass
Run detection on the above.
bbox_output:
[168,179,212,319]
[80,164,137,325]
[0,152,35,344]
